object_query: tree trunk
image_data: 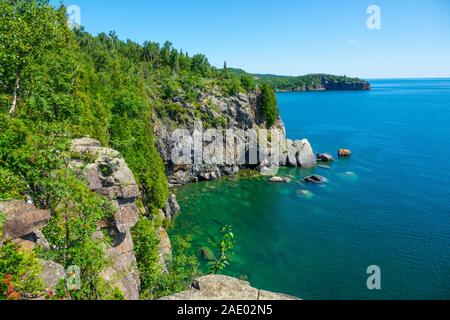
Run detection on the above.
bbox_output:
[9,75,20,114]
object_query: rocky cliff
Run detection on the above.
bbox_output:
[1,139,146,299]
[70,138,142,300]
[152,88,317,185]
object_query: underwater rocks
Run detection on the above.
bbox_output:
[269,176,291,183]
[304,175,328,184]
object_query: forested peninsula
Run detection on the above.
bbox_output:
[228,68,371,92]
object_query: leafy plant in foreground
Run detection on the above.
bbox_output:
[208,226,235,274]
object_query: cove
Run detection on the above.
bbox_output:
[169,79,450,300]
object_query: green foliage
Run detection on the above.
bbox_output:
[0,0,259,300]
[208,226,235,274]
[0,0,79,118]
[41,169,116,300]
[152,236,200,299]
[132,219,199,300]
[0,168,27,201]
[220,76,242,96]
[259,83,278,127]
[240,74,256,92]
[131,218,161,299]
[0,241,44,300]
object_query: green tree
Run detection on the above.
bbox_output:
[259,82,278,127]
[0,0,78,116]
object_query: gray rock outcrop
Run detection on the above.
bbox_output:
[71,137,141,300]
[153,89,317,185]
[40,260,66,293]
[161,275,299,300]
[0,201,51,250]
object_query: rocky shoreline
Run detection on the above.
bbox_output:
[152,88,317,186]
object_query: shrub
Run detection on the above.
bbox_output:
[0,241,44,300]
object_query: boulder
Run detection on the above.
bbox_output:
[157,227,172,272]
[295,139,317,168]
[317,153,335,163]
[0,201,50,240]
[160,275,299,300]
[338,149,352,158]
[285,140,299,167]
[70,138,141,300]
[163,193,180,221]
[40,260,66,293]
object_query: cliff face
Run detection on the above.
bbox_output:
[70,138,142,300]
[152,88,317,185]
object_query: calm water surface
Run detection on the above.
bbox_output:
[170,79,450,299]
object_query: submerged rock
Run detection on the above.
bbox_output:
[297,189,315,199]
[199,247,215,261]
[269,176,291,183]
[304,175,328,184]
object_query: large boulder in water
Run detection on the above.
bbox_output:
[317,153,335,163]
[338,149,352,158]
[294,139,317,168]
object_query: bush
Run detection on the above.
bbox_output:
[240,74,256,92]
[132,219,200,300]
[0,242,44,300]
[0,168,27,201]
[131,218,161,299]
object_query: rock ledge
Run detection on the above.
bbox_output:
[161,275,299,300]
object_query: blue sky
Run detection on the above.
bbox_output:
[57,0,450,78]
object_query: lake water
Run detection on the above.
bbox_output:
[170,79,450,299]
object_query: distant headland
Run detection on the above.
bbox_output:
[227,68,371,92]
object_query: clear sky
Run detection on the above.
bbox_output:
[57,0,450,79]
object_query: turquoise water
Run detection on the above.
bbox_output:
[170,79,450,300]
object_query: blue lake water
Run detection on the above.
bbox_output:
[171,79,450,299]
